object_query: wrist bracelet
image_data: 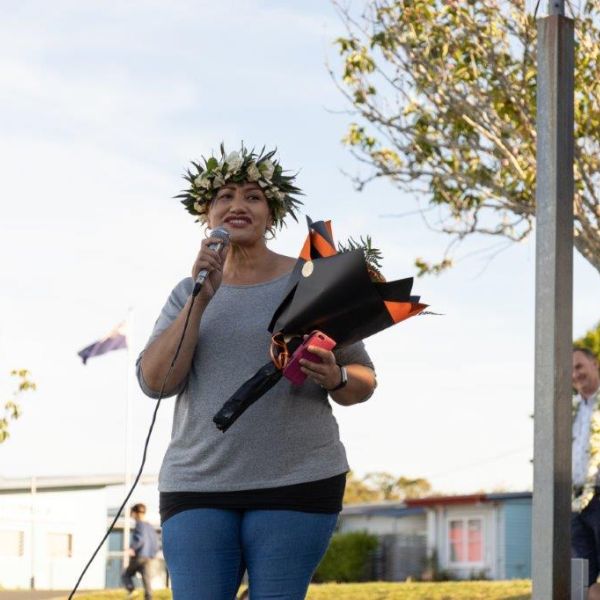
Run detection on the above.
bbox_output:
[327,364,348,392]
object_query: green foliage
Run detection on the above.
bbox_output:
[363,472,432,500]
[333,0,600,275]
[314,531,379,583]
[344,470,382,504]
[423,548,456,582]
[343,471,433,504]
[337,235,384,280]
[575,321,600,361]
[415,257,453,277]
[1,369,36,444]
[71,580,533,599]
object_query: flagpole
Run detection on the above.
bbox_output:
[123,307,135,571]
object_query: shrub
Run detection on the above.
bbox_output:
[314,531,379,583]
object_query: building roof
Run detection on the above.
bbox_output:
[485,491,532,501]
[405,493,487,507]
[342,491,532,516]
[0,473,158,493]
[406,491,532,507]
[342,504,424,518]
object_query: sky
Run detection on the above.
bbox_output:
[1,0,598,502]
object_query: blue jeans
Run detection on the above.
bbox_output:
[162,508,338,600]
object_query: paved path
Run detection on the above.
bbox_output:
[0,592,73,600]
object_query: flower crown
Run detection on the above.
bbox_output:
[176,143,303,229]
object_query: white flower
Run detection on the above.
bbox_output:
[275,190,286,202]
[193,201,203,212]
[246,162,261,182]
[194,175,211,190]
[259,160,275,181]
[213,174,225,188]
[225,151,243,173]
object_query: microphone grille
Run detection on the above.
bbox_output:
[211,227,231,245]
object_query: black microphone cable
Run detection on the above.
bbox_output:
[68,289,200,599]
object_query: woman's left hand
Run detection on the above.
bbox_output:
[299,344,342,391]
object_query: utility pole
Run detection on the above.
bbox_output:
[532,0,574,598]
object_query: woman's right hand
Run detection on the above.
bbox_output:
[191,236,229,302]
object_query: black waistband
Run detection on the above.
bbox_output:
[159,473,347,525]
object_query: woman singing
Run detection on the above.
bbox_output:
[136,144,377,600]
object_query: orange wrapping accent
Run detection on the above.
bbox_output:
[384,301,428,324]
[298,221,337,261]
[299,237,312,261]
[311,231,337,258]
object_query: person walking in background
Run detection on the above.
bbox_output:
[122,502,159,600]
[571,347,600,600]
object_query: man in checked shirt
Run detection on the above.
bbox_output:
[571,347,600,598]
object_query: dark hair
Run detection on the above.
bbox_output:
[131,503,147,514]
[573,347,599,362]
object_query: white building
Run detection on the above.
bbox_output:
[0,474,165,591]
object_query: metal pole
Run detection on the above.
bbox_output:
[571,558,589,600]
[547,0,566,15]
[532,6,574,600]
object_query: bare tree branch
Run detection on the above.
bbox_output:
[332,0,600,275]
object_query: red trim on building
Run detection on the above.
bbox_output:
[405,494,486,507]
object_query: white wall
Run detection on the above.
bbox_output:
[0,487,107,590]
[338,513,426,536]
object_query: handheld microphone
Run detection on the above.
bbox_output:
[192,226,230,296]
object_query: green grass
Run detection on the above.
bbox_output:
[306,581,532,599]
[73,580,532,599]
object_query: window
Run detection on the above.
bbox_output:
[448,517,483,564]
[0,530,24,557]
[48,532,73,558]
[108,529,124,552]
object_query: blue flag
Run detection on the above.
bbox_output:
[78,322,128,364]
